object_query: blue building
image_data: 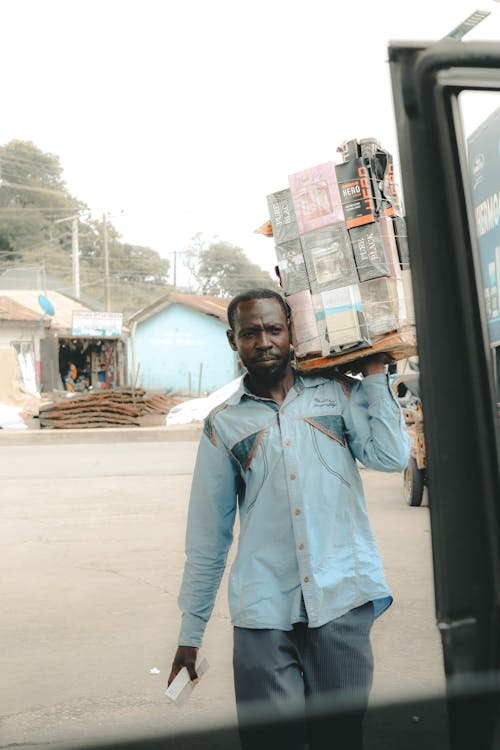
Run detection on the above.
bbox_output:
[127,293,237,394]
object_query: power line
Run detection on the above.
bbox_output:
[0,180,73,197]
[0,207,83,213]
[0,150,63,164]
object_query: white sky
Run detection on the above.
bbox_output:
[2,0,500,286]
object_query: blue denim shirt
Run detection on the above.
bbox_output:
[178,372,411,647]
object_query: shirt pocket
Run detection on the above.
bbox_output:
[303,414,352,488]
[230,429,268,512]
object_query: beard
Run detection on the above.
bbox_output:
[246,351,292,386]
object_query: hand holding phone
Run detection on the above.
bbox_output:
[165,653,209,707]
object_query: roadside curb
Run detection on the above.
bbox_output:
[0,424,203,446]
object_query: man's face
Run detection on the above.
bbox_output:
[227,297,292,383]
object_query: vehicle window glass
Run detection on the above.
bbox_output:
[460,90,500,407]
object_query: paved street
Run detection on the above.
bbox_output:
[0,440,443,748]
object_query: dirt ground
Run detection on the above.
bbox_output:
[0,440,443,748]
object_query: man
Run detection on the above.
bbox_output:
[168,288,410,749]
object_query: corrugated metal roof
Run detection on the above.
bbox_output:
[0,290,95,330]
[0,295,41,322]
[0,269,102,309]
[128,292,231,325]
[171,293,230,319]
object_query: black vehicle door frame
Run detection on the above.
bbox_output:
[389,41,500,679]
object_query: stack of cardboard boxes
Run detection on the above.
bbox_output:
[267,138,415,364]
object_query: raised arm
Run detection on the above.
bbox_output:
[342,359,411,472]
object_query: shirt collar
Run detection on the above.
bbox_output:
[225,370,329,406]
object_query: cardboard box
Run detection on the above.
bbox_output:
[348,222,390,281]
[286,290,325,358]
[288,162,344,234]
[267,188,300,244]
[275,238,310,295]
[392,215,410,269]
[369,149,403,217]
[311,293,331,354]
[335,158,379,228]
[302,223,358,292]
[378,216,402,278]
[320,285,369,350]
[337,139,360,163]
[360,277,401,338]
[383,156,403,217]
[395,278,408,324]
[359,138,382,160]
[402,269,415,325]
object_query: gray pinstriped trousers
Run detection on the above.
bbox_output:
[233,602,375,750]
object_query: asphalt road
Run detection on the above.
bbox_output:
[0,441,443,749]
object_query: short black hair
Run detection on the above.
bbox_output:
[227,288,291,330]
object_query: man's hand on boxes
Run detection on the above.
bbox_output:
[360,353,392,377]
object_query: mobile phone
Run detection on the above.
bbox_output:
[164,653,209,707]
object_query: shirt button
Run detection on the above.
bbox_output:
[295,509,301,516]
[285,439,293,446]
[304,576,310,583]
[290,473,296,480]
[298,543,305,550]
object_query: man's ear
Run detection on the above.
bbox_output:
[227,329,237,351]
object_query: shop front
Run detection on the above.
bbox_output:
[58,312,127,392]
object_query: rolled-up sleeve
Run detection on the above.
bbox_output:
[342,373,411,472]
[177,431,237,647]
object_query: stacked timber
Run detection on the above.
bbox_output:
[138,392,181,427]
[141,393,178,414]
[38,388,179,429]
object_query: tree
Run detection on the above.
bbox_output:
[181,232,211,292]
[183,236,279,297]
[106,239,171,316]
[0,140,83,263]
[0,140,278,312]
[114,243,170,285]
[0,140,171,314]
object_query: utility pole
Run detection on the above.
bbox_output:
[53,213,80,298]
[71,216,80,298]
[103,213,111,312]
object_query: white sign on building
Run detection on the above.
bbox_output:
[72,311,123,337]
